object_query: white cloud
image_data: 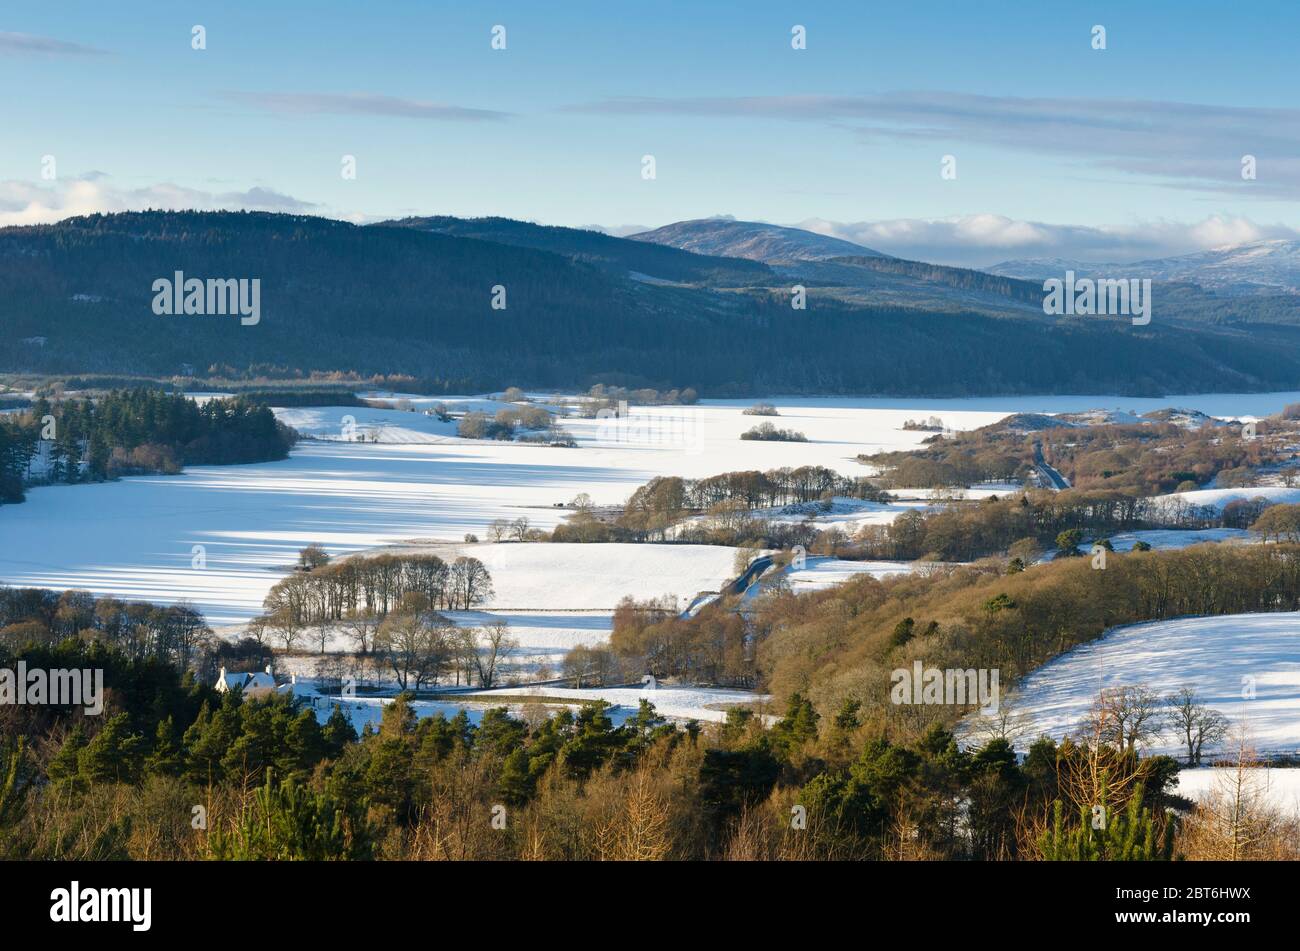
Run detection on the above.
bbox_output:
[3,175,1287,272]
[0,31,107,56]
[795,214,1300,267]
[568,92,1300,199]
[581,223,652,237]
[221,91,510,122]
[0,175,318,227]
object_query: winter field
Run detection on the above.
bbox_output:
[291,680,769,731]
[0,393,1020,627]
[464,683,771,724]
[1151,485,1300,514]
[1175,766,1300,817]
[273,542,740,675]
[7,390,1298,628]
[998,613,1300,758]
[8,389,1300,723]
[745,555,924,599]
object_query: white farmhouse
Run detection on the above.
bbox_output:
[216,664,296,699]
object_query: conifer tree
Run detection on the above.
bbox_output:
[1038,780,1175,860]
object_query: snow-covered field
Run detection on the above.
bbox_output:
[781,556,920,592]
[447,610,612,671]
[709,495,933,533]
[0,396,1001,625]
[1105,528,1254,551]
[380,541,738,611]
[271,542,739,673]
[999,613,1300,757]
[6,391,1300,630]
[296,681,766,731]
[1151,486,1300,514]
[301,692,501,732]
[10,389,1300,741]
[465,683,771,723]
[1175,766,1300,817]
[275,405,460,443]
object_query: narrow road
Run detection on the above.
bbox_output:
[1032,441,1071,490]
[726,555,773,595]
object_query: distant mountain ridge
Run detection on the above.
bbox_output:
[990,239,1300,296]
[630,217,892,263]
[378,215,772,286]
[5,210,1300,397]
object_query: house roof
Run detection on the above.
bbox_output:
[220,671,279,690]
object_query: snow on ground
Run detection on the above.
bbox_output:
[297,683,766,731]
[738,555,925,607]
[399,542,734,672]
[293,680,582,733]
[447,610,611,672]
[1175,766,1300,817]
[726,496,933,532]
[238,540,733,673]
[357,392,517,415]
[274,610,614,680]
[900,483,1024,500]
[697,391,1300,419]
[9,392,1300,627]
[465,683,771,723]
[272,541,738,674]
[1105,528,1255,551]
[782,556,919,592]
[997,613,1300,757]
[379,541,738,611]
[302,693,501,732]
[275,405,459,443]
[1034,528,1254,564]
[1151,486,1300,514]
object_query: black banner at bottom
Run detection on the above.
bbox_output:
[5,859,1281,938]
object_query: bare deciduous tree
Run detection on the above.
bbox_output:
[1177,728,1295,860]
[447,556,494,610]
[1080,685,1163,752]
[461,621,518,688]
[268,608,304,652]
[1165,686,1230,766]
[244,614,271,648]
[375,606,454,690]
[342,608,379,655]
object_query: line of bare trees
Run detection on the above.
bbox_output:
[366,592,518,690]
[0,586,212,670]
[1079,684,1230,766]
[619,466,892,538]
[251,552,494,651]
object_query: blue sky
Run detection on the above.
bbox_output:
[3,0,1299,264]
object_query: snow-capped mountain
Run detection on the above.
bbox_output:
[630,217,891,263]
[989,239,1300,295]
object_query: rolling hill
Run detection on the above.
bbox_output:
[630,216,890,263]
[990,239,1300,297]
[5,210,1300,396]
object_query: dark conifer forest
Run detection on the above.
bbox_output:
[5,211,1300,396]
[0,389,295,502]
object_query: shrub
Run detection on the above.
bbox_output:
[740,422,807,442]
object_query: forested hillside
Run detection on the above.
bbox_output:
[5,211,1300,396]
[0,389,294,502]
[380,216,772,285]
